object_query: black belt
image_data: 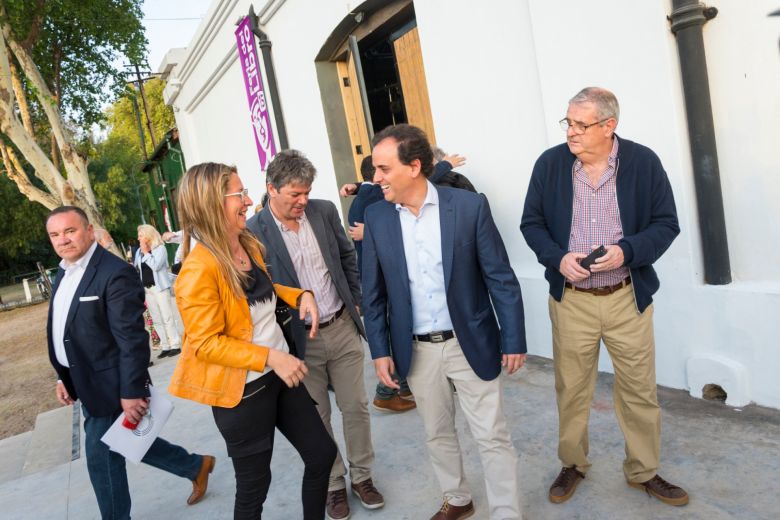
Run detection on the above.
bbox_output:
[413,330,455,343]
[305,305,345,330]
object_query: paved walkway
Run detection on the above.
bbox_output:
[2,351,778,519]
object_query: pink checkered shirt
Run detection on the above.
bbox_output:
[568,137,629,289]
[270,211,344,324]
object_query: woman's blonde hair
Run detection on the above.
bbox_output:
[137,224,163,249]
[176,162,265,297]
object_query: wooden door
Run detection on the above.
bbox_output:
[337,52,372,181]
[393,26,436,143]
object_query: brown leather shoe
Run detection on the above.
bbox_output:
[430,500,474,520]
[549,466,585,503]
[326,488,350,520]
[350,478,384,509]
[399,389,414,400]
[628,474,689,506]
[372,395,416,413]
[187,455,215,505]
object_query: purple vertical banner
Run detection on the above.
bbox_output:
[235,17,277,171]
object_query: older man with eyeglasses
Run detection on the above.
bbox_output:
[521,87,687,506]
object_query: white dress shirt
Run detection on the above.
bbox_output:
[52,241,98,367]
[397,181,454,334]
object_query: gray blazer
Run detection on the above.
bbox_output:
[246,199,364,359]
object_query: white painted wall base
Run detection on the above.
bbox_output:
[686,355,750,407]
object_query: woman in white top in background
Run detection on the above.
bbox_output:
[134,224,182,358]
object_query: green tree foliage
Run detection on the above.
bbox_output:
[1,0,147,127]
[0,174,57,282]
[107,79,177,159]
[0,0,147,239]
[88,78,177,244]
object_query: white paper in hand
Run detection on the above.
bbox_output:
[100,385,174,464]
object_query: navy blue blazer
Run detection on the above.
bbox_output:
[47,245,151,417]
[246,199,365,359]
[520,135,679,312]
[362,185,526,381]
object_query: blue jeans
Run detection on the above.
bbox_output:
[375,374,411,400]
[82,405,203,520]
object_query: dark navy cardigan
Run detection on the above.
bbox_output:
[520,135,679,313]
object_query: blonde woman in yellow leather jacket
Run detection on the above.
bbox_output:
[169,162,336,519]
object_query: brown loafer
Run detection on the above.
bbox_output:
[187,455,215,505]
[372,395,416,413]
[549,466,585,503]
[351,478,384,509]
[326,488,350,520]
[430,500,474,520]
[628,474,689,506]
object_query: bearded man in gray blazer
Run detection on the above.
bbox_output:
[246,150,383,520]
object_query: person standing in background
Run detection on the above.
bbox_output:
[134,224,181,359]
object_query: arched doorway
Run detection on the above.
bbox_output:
[315,0,436,217]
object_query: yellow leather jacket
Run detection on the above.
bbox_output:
[168,243,304,408]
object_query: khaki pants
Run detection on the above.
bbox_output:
[407,336,522,520]
[145,287,181,351]
[303,311,374,491]
[549,284,660,482]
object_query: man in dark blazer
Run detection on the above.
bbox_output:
[246,150,383,520]
[362,125,526,520]
[45,206,214,519]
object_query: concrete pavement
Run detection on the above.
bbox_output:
[1,351,778,519]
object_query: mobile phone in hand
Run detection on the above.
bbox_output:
[579,245,607,271]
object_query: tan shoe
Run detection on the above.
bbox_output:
[372,395,416,413]
[430,500,474,520]
[351,478,384,509]
[187,455,215,505]
[549,466,585,503]
[628,474,689,506]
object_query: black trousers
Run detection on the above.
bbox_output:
[213,371,337,519]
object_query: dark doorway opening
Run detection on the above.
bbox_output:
[360,37,407,133]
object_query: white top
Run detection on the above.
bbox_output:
[246,285,289,383]
[396,181,454,334]
[52,241,98,367]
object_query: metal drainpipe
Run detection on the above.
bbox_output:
[669,0,731,284]
[244,5,289,150]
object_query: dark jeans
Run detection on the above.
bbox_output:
[375,374,411,400]
[82,405,202,520]
[212,371,337,520]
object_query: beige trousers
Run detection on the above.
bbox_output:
[303,311,374,491]
[549,284,660,482]
[144,287,181,351]
[406,336,522,520]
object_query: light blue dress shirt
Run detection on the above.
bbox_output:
[397,181,454,335]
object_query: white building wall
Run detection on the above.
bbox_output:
[163,0,780,408]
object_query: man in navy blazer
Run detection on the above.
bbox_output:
[520,87,685,506]
[246,150,383,520]
[362,124,526,520]
[45,206,214,519]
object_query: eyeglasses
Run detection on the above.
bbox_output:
[559,117,610,134]
[224,188,250,203]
